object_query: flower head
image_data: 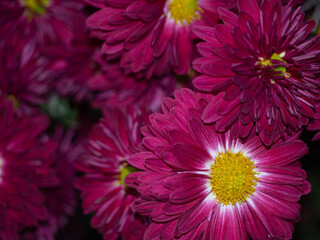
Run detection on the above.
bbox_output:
[86,0,236,78]
[75,107,148,240]
[0,42,63,114]
[26,127,83,239]
[127,88,310,240]
[193,0,320,146]
[0,0,83,48]
[0,97,59,239]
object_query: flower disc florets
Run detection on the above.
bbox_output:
[257,52,291,82]
[210,151,259,205]
[22,0,51,18]
[168,0,202,26]
[119,163,138,187]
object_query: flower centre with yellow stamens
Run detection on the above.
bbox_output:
[7,95,19,110]
[119,163,137,188]
[257,52,290,83]
[168,0,203,26]
[210,151,259,206]
[22,0,51,18]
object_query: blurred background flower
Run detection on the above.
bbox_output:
[75,107,148,240]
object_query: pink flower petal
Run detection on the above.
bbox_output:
[177,197,216,234]
[240,203,268,240]
[255,140,307,166]
[170,180,210,204]
[171,142,212,170]
[188,117,220,154]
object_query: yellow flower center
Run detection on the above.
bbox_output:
[119,163,137,187]
[168,0,203,26]
[210,151,259,206]
[257,52,290,83]
[22,0,51,18]
[7,95,19,110]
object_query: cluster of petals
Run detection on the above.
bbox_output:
[86,0,236,78]
[75,107,148,240]
[19,128,81,240]
[126,88,310,240]
[0,0,84,48]
[88,58,177,112]
[26,127,83,240]
[0,98,59,240]
[0,42,63,114]
[193,0,320,146]
[0,1,100,105]
[307,100,320,141]
[0,0,315,239]
[45,12,100,103]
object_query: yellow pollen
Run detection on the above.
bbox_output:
[119,163,137,188]
[257,52,290,82]
[210,151,259,206]
[7,95,19,110]
[258,57,271,67]
[168,0,203,26]
[22,0,50,19]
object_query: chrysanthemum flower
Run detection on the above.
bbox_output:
[0,0,83,48]
[0,42,62,114]
[75,107,148,240]
[0,97,59,240]
[126,88,310,240]
[86,0,236,78]
[88,59,177,113]
[32,127,82,240]
[20,124,91,240]
[193,0,320,146]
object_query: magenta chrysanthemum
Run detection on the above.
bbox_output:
[75,107,148,240]
[29,127,82,240]
[0,42,63,114]
[126,88,310,240]
[86,0,236,78]
[0,98,59,240]
[0,0,83,48]
[193,0,320,146]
